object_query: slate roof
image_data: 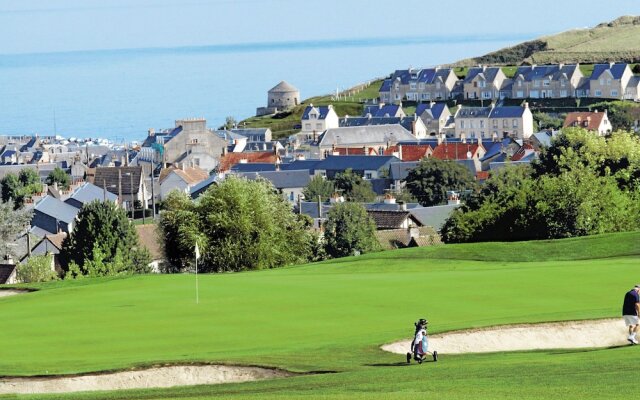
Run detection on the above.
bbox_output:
[409,204,461,231]
[367,210,417,230]
[302,105,333,120]
[230,163,279,173]
[0,264,16,284]
[364,202,421,211]
[489,106,526,118]
[283,160,321,174]
[215,130,248,142]
[315,155,400,171]
[514,64,580,82]
[363,104,403,118]
[93,166,143,195]
[68,182,118,205]
[235,169,311,189]
[456,107,492,118]
[34,195,79,224]
[563,111,607,131]
[230,128,271,141]
[590,63,629,80]
[190,175,221,198]
[415,103,448,120]
[389,161,420,181]
[318,125,416,148]
[379,79,392,93]
[531,131,555,148]
[464,67,502,84]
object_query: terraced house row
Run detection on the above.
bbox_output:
[379,62,640,102]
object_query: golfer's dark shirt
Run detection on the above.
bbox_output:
[622,290,640,316]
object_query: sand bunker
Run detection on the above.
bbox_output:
[0,365,293,395]
[382,318,630,355]
[0,290,27,298]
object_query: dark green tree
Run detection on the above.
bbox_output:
[46,167,71,190]
[303,175,335,202]
[324,202,380,258]
[404,158,476,206]
[0,174,22,205]
[159,177,311,272]
[333,169,376,202]
[61,201,151,277]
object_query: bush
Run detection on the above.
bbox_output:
[17,255,57,283]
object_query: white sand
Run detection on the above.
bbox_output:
[0,290,27,298]
[382,318,631,355]
[0,365,293,395]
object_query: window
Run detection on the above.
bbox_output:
[480,120,485,128]
[435,92,442,99]
[607,79,612,85]
[460,121,465,129]
[543,80,550,87]
[560,79,567,87]
[482,91,492,99]
[436,82,441,89]
[600,79,605,85]
[493,120,498,128]
[517,80,522,87]
[410,83,417,90]
[560,90,568,97]
[316,123,322,129]
[395,83,400,90]
[594,90,602,97]
[193,158,200,166]
[512,119,518,128]
[516,90,524,98]
[421,93,428,100]
[310,113,317,119]
[419,83,425,90]
[305,123,311,129]
[503,120,508,128]
[479,80,486,88]
[425,93,431,100]
[470,121,475,129]
[365,172,373,179]
[611,90,618,97]
[533,80,540,87]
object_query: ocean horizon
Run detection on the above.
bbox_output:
[0,33,538,142]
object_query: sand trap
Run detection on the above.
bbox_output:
[0,365,293,395]
[382,318,631,355]
[0,290,27,298]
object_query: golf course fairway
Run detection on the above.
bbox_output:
[1,231,639,399]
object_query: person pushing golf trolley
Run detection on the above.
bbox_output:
[622,285,640,345]
[406,318,438,364]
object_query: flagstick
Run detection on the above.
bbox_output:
[195,254,199,304]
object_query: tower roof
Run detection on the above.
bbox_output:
[269,81,299,93]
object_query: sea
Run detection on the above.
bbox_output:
[0,35,535,143]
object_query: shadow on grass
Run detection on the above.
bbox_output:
[549,344,632,355]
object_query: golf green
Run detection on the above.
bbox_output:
[2,231,639,399]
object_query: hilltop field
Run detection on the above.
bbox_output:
[2,231,639,399]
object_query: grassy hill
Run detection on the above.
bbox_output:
[455,15,640,66]
[3,231,640,399]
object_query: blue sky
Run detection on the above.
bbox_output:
[0,0,638,54]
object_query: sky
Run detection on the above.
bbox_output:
[0,0,639,55]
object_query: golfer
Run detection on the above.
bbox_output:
[622,285,640,345]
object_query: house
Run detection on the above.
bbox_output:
[256,81,300,116]
[139,118,228,172]
[463,66,508,100]
[301,104,339,137]
[455,104,533,140]
[432,142,485,172]
[28,232,67,274]
[409,203,461,232]
[215,130,248,152]
[159,165,209,200]
[624,76,640,101]
[190,174,222,199]
[378,68,458,103]
[135,224,164,272]
[313,155,399,180]
[230,128,272,143]
[589,63,633,100]
[383,144,433,161]
[367,210,422,230]
[315,125,417,158]
[93,166,149,209]
[217,151,278,172]
[64,182,118,209]
[415,102,453,135]
[339,115,427,138]
[511,64,583,99]
[363,103,406,118]
[0,256,17,284]
[234,169,311,202]
[563,110,612,135]
[31,195,79,235]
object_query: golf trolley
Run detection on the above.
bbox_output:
[406,318,438,364]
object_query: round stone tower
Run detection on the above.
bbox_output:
[267,81,300,110]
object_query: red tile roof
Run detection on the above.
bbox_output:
[475,171,490,180]
[432,143,483,160]
[563,112,606,131]
[384,144,433,161]
[217,152,277,172]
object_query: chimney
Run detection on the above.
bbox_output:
[222,146,228,156]
[362,146,367,155]
[329,192,345,203]
[523,102,529,110]
[384,193,396,204]
[148,128,155,137]
[181,163,187,171]
[448,192,460,205]
[594,109,598,114]
[398,144,403,160]
[437,134,443,145]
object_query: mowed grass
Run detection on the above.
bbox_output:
[2,231,640,399]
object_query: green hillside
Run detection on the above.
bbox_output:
[3,231,640,399]
[455,15,640,66]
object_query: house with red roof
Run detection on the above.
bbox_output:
[383,144,433,161]
[216,151,278,173]
[562,110,612,136]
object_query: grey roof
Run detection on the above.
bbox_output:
[456,107,492,118]
[318,125,416,148]
[531,131,559,147]
[0,163,56,180]
[68,182,118,206]
[269,81,298,93]
[215,130,248,141]
[230,163,279,173]
[235,169,311,189]
[489,106,526,118]
[590,63,629,80]
[34,195,79,224]
[627,76,640,88]
[302,105,334,120]
[363,104,403,118]
[364,202,421,211]
[464,67,502,84]
[415,103,448,120]
[389,161,419,180]
[409,204,460,231]
[315,155,400,172]
[190,174,221,198]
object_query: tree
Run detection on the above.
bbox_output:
[324,202,380,258]
[159,177,311,272]
[60,201,151,277]
[333,169,377,202]
[404,158,476,206]
[0,200,32,258]
[223,116,237,130]
[46,167,71,190]
[303,175,335,201]
[1,171,42,209]
[16,255,57,283]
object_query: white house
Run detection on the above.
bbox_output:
[159,165,209,200]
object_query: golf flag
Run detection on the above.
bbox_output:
[194,242,200,304]
[195,242,200,260]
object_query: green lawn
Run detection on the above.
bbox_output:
[3,231,640,399]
